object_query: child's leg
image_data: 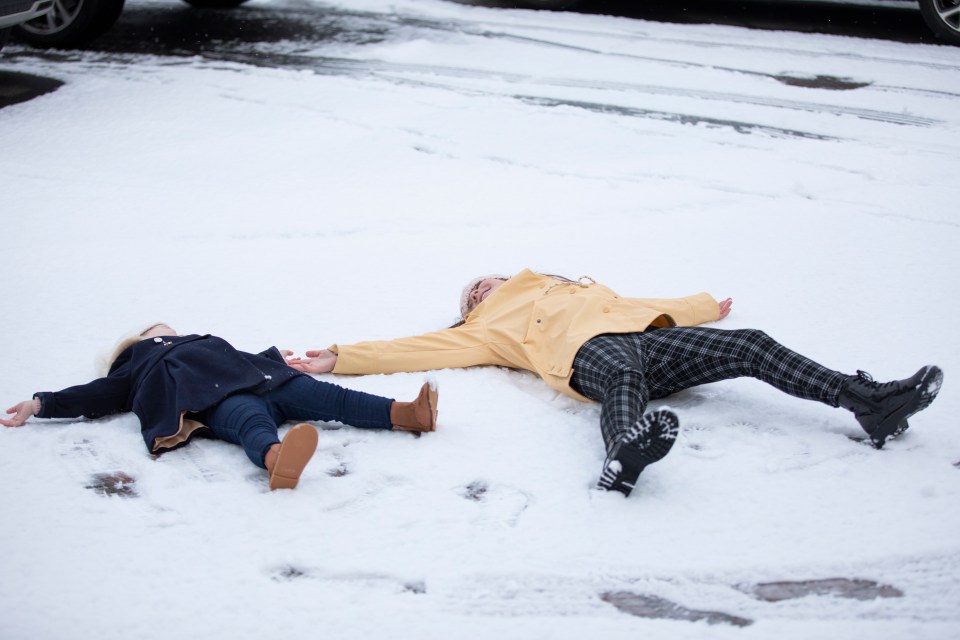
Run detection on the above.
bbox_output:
[262,376,393,430]
[204,394,281,468]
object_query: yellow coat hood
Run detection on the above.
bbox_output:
[331,269,720,401]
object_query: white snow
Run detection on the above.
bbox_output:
[1,0,959,637]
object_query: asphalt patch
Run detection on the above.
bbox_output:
[0,69,63,108]
[748,577,904,602]
[774,74,872,90]
[601,591,753,626]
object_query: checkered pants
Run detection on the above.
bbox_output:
[569,328,847,452]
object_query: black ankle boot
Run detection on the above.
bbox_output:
[838,366,943,448]
[597,409,680,496]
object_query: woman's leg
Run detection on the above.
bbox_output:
[570,333,651,450]
[203,394,281,468]
[572,328,939,491]
[571,328,848,451]
[262,376,394,430]
[640,327,847,405]
[570,333,679,495]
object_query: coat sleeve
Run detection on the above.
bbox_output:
[637,292,720,327]
[34,374,132,420]
[255,346,286,363]
[330,324,506,375]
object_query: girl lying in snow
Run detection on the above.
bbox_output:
[285,269,943,497]
[2,323,438,490]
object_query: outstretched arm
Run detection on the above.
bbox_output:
[287,324,504,376]
[718,297,733,320]
[283,349,338,374]
[1,398,41,427]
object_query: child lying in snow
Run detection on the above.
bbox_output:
[3,323,438,490]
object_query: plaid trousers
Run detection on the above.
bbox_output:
[569,327,847,451]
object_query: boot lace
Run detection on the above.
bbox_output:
[854,370,905,393]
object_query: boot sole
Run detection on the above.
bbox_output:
[426,382,438,432]
[269,423,319,490]
[597,409,679,497]
[871,366,943,448]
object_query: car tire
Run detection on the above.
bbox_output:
[918,0,960,45]
[15,0,125,48]
[181,0,250,7]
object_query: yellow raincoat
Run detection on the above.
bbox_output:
[331,269,720,401]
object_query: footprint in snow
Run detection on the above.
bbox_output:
[745,577,903,602]
[600,591,752,627]
[460,480,531,527]
[85,471,138,498]
[270,565,425,593]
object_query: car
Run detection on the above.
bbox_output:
[13,0,250,48]
[0,0,53,50]
[9,0,960,48]
[516,0,960,45]
[918,0,960,43]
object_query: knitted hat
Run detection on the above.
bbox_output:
[459,274,509,319]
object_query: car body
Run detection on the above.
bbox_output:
[518,0,960,44]
[0,0,52,29]
[7,0,960,48]
[0,0,53,49]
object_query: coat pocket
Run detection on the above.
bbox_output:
[521,300,574,378]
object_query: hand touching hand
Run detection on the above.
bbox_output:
[718,297,733,320]
[2,399,39,427]
[283,349,338,374]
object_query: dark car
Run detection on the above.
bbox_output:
[9,0,960,48]
[917,0,960,42]
[0,0,53,50]
[13,0,249,48]
[516,0,960,44]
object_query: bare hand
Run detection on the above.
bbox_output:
[2,399,38,427]
[284,349,338,374]
[718,297,733,320]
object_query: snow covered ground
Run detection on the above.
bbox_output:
[1,0,959,637]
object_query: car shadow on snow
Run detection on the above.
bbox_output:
[29,4,395,56]
[0,69,63,108]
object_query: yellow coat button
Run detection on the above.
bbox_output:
[603,307,610,313]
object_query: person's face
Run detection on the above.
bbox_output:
[467,278,505,312]
[140,323,177,339]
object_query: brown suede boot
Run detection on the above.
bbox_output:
[390,382,438,433]
[267,423,319,490]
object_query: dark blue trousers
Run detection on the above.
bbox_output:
[196,376,393,468]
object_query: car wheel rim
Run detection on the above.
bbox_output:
[933,0,960,33]
[20,0,84,35]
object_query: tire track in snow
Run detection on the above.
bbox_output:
[13,47,935,138]
[194,52,939,130]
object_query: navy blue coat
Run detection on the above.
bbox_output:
[35,334,306,454]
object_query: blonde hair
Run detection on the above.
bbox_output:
[97,322,168,377]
